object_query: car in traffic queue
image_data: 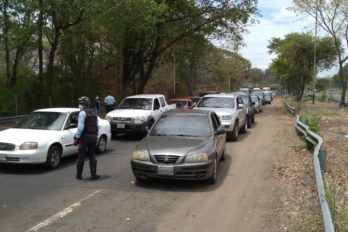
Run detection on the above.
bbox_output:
[185,96,202,106]
[168,98,194,109]
[131,109,226,184]
[263,91,273,104]
[195,93,248,141]
[231,92,256,128]
[250,94,263,113]
[0,108,111,169]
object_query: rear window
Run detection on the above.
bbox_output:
[197,97,235,109]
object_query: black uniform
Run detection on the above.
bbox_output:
[76,109,100,180]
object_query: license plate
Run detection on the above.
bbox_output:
[158,166,174,176]
[0,154,7,161]
[117,123,125,129]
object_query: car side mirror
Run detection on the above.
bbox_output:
[215,127,225,135]
[237,103,244,109]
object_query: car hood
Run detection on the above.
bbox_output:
[195,107,236,116]
[140,136,211,156]
[107,109,150,118]
[0,128,60,145]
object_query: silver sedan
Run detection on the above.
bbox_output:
[131,109,226,184]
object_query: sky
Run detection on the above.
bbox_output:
[237,0,337,77]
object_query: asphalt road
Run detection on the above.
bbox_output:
[0,99,286,232]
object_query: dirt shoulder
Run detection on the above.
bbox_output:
[156,98,321,232]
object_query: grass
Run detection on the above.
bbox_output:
[285,95,348,231]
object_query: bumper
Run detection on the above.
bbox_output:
[0,149,47,164]
[110,122,147,134]
[131,159,214,180]
[220,121,234,132]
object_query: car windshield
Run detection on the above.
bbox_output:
[168,100,188,109]
[118,98,152,110]
[197,97,235,109]
[16,112,67,130]
[150,115,211,137]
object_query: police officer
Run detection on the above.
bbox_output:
[74,96,100,180]
[104,92,116,113]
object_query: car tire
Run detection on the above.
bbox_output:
[247,115,251,128]
[220,147,226,161]
[251,112,255,124]
[230,122,239,141]
[46,145,62,169]
[96,135,107,154]
[207,156,217,184]
[146,119,155,130]
[240,117,247,133]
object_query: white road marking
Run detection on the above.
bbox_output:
[26,190,102,232]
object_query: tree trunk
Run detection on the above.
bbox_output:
[9,47,23,86]
[38,0,44,80]
[2,0,11,86]
[338,62,347,106]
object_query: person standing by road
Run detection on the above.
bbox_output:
[74,96,101,180]
[104,92,116,113]
[95,94,101,115]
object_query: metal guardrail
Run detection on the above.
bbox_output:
[283,98,296,116]
[0,115,26,124]
[283,97,335,232]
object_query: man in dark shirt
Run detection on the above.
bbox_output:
[74,96,100,180]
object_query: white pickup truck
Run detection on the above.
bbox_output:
[105,94,176,136]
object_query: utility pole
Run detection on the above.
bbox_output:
[312,0,318,104]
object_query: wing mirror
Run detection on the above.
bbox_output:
[237,103,244,109]
[215,127,225,135]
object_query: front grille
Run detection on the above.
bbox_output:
[154,155,180,164]
[0,142,15,151]
[112,117,133,122]
[6,157,20,161]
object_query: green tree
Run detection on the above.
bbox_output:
[292,0,348,106]
[268,33,336,100]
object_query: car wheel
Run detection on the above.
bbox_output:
[96,135,107,154]
[230,122,239,141]
[146,119,155,130]
[220,147,226,161]
[46,145,62,169]
[247,115,251,128]
[251,112,255,123]
[240,117,247,133]
[207,156,217,184]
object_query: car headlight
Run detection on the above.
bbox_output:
[105,115,112,122]
[131,150,150,161]
[134,116,145,124]
[20,142,38,150]
[221,115,232,120]
[185,153,208,163]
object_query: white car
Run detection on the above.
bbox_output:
[195,94,248,141]
[0,108,111,169]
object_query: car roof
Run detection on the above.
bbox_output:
[202,93,235,98]
[168,98,191,101]
[163,109,211,116]
[34,108,80,113]
[126,94,164,98]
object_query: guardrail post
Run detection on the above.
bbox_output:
[318,145,327,172]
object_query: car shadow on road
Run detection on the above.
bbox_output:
[112,133,146,141]
[0,149,115,175]
[132,153,232,192]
